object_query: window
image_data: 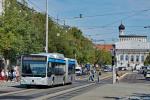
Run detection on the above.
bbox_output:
[141,55,144,62]
[22,61,46,77]
[131,55,134,62]
[51,62,65,76]
[120,55,124,61]
[47,62,52,77]
[68,64,75,75]
[136,55,139,62]
[125,55,129,61]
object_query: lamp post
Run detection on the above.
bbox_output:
[111,44,116,84]
[45,0,49,53]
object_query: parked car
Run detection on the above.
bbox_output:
[118,67,127,71]
[103,65,112,72]
[75,67,82,76]
[145,70,150,80]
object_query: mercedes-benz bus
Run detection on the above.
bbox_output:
[20,53,76,86]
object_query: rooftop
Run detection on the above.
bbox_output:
[119,35,147,38]
[95,44,114,52]
[115,41,150,50]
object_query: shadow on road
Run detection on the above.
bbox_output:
[103,93,150,100]
[0,95,32,99]
[130,93,150,100]
[11,83,72,89]
[103,96,125,100]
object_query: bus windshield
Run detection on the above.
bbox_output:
[22,61,46,77]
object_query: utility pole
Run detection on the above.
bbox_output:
[111,44,116,84]
[45,0,48,53]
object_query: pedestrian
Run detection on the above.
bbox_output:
[10,69,14,81]
[5,70,9,81]
[14,66,20,82]
[116,71,119,83]
[1,69,5,81]
[8,71,12,81]
[13,71,16,82]
[88,70,94,81]
[97,71,101,83]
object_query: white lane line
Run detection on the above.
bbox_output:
[101,75,112,80]
[0,89,35,96]
[76,75,112,81]
[31,83,95,100]
[118,73,129,80]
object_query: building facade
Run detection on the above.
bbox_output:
[115,23,150,70]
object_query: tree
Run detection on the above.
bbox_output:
[144,52,150,65]
[0,0,112,66]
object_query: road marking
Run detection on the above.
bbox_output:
[76,74,112,81]
[101,75,112,80]
[0,89,35,96]
[31,83,95,100]
[118,73,128,80]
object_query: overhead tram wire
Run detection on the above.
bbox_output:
[79,9,150,30]
[27,0,45,12]
[26,1,150,31]
[80,26,150,31]
[59,7,150,20]
[26,1,150,26]
[27,0,56,21]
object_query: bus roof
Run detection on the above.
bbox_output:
[30,53,65,59]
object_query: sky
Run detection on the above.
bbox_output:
[27,0,150,44]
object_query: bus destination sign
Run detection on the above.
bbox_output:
[23,56,47,61]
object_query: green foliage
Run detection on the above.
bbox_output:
[0,0,112,65]
[94,49,112,66]
[144,52,150,65]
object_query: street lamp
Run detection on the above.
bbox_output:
[111,44,116,84]
[45,0,49,53]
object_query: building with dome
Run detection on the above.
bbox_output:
[115,23,150,70]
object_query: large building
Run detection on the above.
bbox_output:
[115,23,150,70]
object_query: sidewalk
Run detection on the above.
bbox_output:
[0,81,20,88]
[70,83,150,100]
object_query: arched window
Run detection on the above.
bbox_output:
[120,55,124,61]
[131,55,134,62]
[141,55,144,62]
[136,55,139,62]
[125,55,129,61]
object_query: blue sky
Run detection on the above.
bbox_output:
[27,0,150,44]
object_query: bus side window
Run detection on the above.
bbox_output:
[47,62,52,77]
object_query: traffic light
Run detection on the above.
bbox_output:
[112,56,115,66]
[79,14,82,18]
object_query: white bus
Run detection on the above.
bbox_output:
[20,53,76,86]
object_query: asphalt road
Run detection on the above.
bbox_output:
[0,72,148,100]
[0,76,112,100]
[120,71,150,84]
